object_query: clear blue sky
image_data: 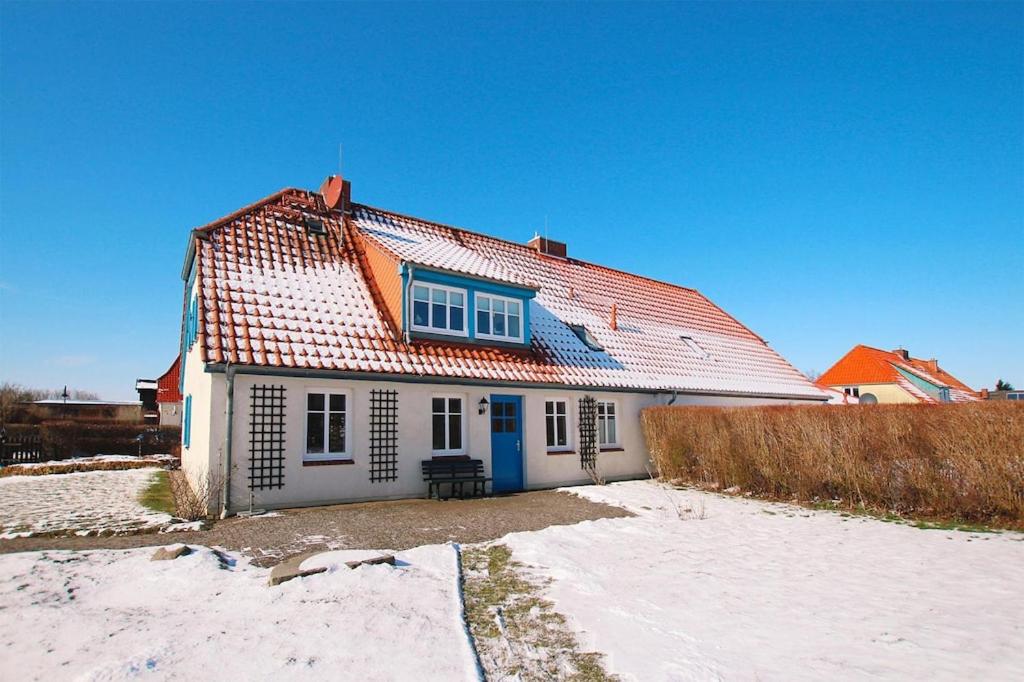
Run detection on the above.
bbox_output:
[1,2,1021,399]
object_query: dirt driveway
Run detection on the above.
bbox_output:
[0,490,631,566]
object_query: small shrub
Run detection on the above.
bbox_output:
[642,402,1024,528]
[169,468,222,520]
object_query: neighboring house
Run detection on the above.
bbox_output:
[17,399,143,423]
[156,357,183,426]
[816,345,979,404]
[178,175,828,513]
[819,386,860,405]
[139,358,184,426]
[980,388,1024,401]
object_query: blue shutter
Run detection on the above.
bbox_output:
[183,395,192,448]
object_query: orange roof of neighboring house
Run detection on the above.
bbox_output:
[187,186,827,400]
[156,356,182,404]
[816,345,978,402]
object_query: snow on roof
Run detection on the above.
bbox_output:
[135,380,158,390]
[192,187,827,400]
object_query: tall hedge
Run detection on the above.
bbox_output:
[641,402,1024,528]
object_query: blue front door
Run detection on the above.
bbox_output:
[490,394,523,492]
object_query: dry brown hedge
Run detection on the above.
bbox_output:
[642,402,1024,528]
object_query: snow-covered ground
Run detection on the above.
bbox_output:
[503,480,1024,681]
[0,544,478,682]
[0,469,172,538]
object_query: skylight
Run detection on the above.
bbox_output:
[680,335,710,360]
[569,324,604,351]
[304,216,325,235]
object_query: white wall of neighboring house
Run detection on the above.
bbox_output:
[825,383,920,404]
[159,402,182,427]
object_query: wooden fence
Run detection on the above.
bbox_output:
[1,434,45,466]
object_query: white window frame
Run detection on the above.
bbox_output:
[843,387,860,398]
[411,282,468,337]
[304,388,354,462]
[544,397,573,451]
[475,292,525,343]
[431,393,467,456]
[596,399,620,448]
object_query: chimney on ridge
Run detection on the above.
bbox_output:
[527,234,567,259]
[925,359,940,374]
[892,347,910,361]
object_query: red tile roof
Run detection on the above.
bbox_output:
[190,187,826,399]
[816,345,978,402]
[156,356,182,404]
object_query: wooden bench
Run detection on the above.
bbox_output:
[421,458,490,500]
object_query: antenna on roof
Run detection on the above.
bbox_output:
[338,143,344,176]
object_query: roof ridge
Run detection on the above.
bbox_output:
[353,202,706,295]
[194,187,313,234]
[353,201,768,344]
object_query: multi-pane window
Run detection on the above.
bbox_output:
[412,283,466,336]
[306,391,350,460]
[182,394,192,448]
[545,399,570,450]
[432,395,464,454]
[843,387,860,398]
[476,293,523,342]
[596,400,618,446]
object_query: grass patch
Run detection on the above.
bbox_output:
[139,470,175,516]
[462,544,617,681]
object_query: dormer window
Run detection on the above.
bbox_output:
[569,324,604,351]
[476,293,523,343]
[412,283,467,336]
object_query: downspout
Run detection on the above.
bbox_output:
[403,262,414,344]
[667,390,678,405]
[221,362,235,519]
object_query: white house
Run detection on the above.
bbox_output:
[178,175,827,515]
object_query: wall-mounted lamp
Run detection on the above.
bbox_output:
[478,397,489,415]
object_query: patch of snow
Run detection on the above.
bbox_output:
[300,549,396,572]
[498,480,1024,681]
[0,544,478,681]
[159,520,205,534]
[0,469,172,538]
[5,453,175,471]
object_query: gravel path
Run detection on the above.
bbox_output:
[0,490,631,566]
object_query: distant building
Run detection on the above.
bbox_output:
[156,357,183,426]
[22,399,143,423]
[137,357,183,426]
[816,345,979,404]
[979,388,1024,401]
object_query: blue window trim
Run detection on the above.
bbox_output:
[179,261,198,393]
[183,394,192,448]
[401,264,535,345]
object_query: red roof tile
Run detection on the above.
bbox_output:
[191,187,826,399]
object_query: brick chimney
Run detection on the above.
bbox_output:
[892,347,910,361]
[527,235,567,259]
[925,359,940,374]
[610,303,618,331]
[980,388,990,399]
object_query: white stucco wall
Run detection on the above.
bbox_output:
[192,371,814,512]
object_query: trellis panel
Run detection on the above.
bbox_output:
[249,384,286,490]
[369,389,399,482]
[578,395,597,472]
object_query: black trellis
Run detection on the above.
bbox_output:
[249,384,286,490]
[578,396,597,472]
[368,389,399,482]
